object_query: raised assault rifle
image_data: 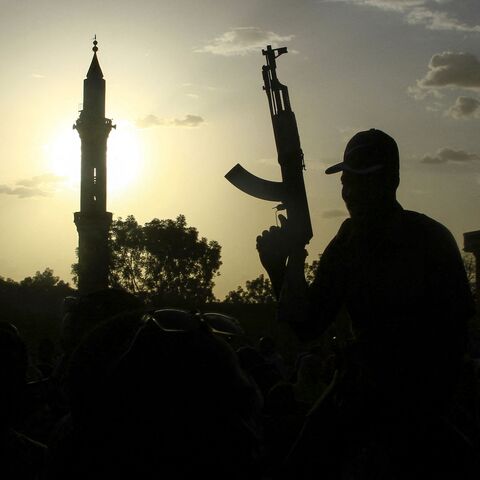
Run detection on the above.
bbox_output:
[225,45,313,246]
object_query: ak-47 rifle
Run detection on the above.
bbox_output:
[225,45,313,246]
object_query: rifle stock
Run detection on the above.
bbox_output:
[225,45,313,246]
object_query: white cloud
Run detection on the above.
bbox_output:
[0,173,65,198]
[172,115,204,127]
[419,52,480,89]
[329,0,424,12]
[421,147,479,164]
[407,84,443,100]
[328,0,480,32]
[425,101,444,112]
[195,27,294,56]
[137,114,205,129]
[16,173,65,188]
[137,114,164,128]
[0,186,48,198]
[445,96,480,119]
[410,52,480,103]
[406,6,480,32]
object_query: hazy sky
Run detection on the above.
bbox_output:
[0,0,479,298]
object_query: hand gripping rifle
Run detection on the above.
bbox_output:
[225,45,313,246]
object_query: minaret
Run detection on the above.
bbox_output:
[73,37,114,294]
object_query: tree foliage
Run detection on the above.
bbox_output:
[20,268,70,292]
[224,254,322,304]
[108,214,222,305]
[0,268,73,346]
[463,252,477,299]
[224,274,276,304]
[305,255,322,285]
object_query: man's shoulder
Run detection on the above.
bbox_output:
[399,210,466,269]
[401,209,442,227]
[400,210,455,242]
[327,209,457,250]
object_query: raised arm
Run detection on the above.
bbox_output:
[257,215,346,342]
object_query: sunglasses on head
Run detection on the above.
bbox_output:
[142,309,244,337]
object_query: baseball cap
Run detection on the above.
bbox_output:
[325,129,399,175]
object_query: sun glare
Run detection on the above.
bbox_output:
[107,120,142,193]
[46,119,142,194]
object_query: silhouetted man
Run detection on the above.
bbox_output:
[257,129,476,476]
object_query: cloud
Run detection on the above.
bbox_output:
[417,52,480,89]
[407,84,443,100]
[0,185,48,199]
[137,114,204,129]
[410,52,480,102]
[445,96,480,119]
[426,101,444,112]
[31,73,45,79]
[406,6,480,32]
[172,115,204,127]
[328,0,480,32]
[329,1,424,12]
[16,173,65,187]
[321,209,348,219]
[136,114,164,128]
[0,173,66,199]
[421,147,479,164]
[195,27,294,56]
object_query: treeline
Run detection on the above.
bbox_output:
[0,268,73,349]
[3,214,476,353]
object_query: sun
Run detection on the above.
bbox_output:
[46,119,142,193]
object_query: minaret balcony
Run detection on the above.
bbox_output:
[74,116,115,138]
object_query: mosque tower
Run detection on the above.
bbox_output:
[73,37,114,294]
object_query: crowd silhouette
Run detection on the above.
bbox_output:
[1,129,480,479]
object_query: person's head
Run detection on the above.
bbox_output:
[60,288,144,355]
[325,129,400,219]
[65,309,260,476]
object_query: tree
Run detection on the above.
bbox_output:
[224,254,322,304]
[224,274,276,304]
[108,214,222,305]
[0,268,73,347]
[20,268,71,292]
[305,254,322,285]
[463,252,477,299]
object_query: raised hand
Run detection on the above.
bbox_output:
[256,215,291,275]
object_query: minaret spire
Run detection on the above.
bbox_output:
[73,38,114,294]
[87,35,104,79]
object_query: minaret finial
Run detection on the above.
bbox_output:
[86,35,104,79]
